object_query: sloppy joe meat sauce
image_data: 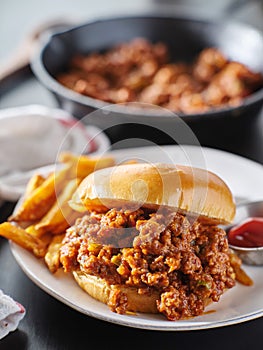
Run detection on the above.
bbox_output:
[60,208,236,320]
[57,39,263,114]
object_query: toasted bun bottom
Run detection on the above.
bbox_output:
[73,270,214,315]
[73,270,159,313]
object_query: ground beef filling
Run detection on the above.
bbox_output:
[60,208,236,320]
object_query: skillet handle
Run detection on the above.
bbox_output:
[0,19,75,85]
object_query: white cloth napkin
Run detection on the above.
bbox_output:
[0,289,26,340]
[0,104,110,201]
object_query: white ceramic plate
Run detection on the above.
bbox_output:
[10,145,263,330]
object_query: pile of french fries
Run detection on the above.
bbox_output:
[0,152,115,273]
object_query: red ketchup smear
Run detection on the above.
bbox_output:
[228,217,263,248]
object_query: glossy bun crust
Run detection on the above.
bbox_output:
[70,162,235,224]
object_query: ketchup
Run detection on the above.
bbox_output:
[228,217,263,248]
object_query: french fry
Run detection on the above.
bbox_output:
[24,173,46,198]
[229,251,254,286]
[9,164,71,223]
[121,159,139,165]
[44,234,65,273]
[33,178,81,236]
[58,152,80,163]
[0,222,48,258]
[25,224,59,239]
[25,224,41,237]
[234,265,254,286]
[0,151,117,276]
[59,152,115,179]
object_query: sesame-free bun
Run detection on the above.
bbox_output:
[70,163,235,224]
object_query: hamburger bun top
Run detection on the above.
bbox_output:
[69,162,235,224]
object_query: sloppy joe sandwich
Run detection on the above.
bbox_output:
[60,162,238,320]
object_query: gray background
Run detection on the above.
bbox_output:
[1,0,263,64]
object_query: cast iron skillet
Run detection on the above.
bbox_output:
[31,15,263,144]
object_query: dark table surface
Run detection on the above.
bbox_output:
[0,70,263,350]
